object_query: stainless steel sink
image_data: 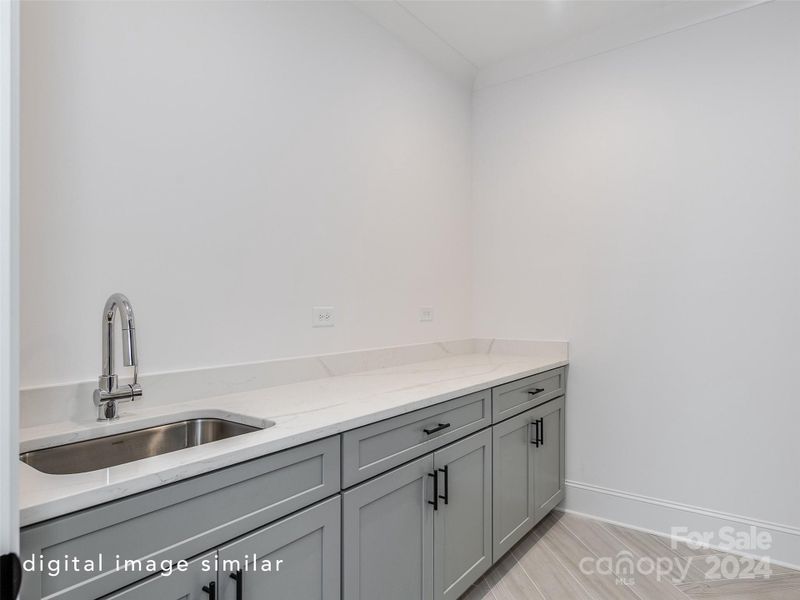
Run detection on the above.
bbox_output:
[20,418,266,475]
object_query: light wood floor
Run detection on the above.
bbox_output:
[462,511,800,600]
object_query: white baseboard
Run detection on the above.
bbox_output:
[561,480,800,571]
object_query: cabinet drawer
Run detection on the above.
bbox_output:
[492,367,565,422]
[341,390,491,487]
[20,436,340,600]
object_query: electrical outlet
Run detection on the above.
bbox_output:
[419,307,434,322]
[312,306,335,327]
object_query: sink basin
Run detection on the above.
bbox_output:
[20,418,266,475]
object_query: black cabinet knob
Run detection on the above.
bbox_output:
[202,581,216,600]
[230,569,243,600]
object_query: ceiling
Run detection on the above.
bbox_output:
[354,0,767,88]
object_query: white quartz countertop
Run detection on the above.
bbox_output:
[19,352,567,526]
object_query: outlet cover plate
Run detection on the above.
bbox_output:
[312,306,335,327]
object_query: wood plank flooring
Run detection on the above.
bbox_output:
[461,511,800,600]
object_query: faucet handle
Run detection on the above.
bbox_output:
[94,383,142,421]
[128,382,142,398]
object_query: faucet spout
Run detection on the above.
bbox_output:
[95,293,142,421]
[102,293,137,376]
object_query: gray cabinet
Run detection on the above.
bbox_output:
[101,552,217,600]
[341,390,491,487]
[217,496,341,600]
[342,454,435,600]
[103,496,340,600]
[531,396,566,522]
[492,406,535,559]
[433,429,492,600]
[492,396,565,559]
[21,436,340,600]
[342,430,493,600]
[24,371,566,600]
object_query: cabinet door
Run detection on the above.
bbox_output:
[492,410,535,559]
[217,496,340,600]
[342,454,434,600]
[102,552,216,600]
[530,396,566,522]
[433,429,492,600]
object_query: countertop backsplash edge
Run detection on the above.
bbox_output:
[20,338,568,428]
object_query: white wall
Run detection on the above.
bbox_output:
[21,1,472,388]
[473,0,800,540]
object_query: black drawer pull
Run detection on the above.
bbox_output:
[202,581,216,600]
[528,388,545,396]
[538,417,544,446]
[230,569,243,600]
[423,422,450,435]
[438,465,449,505]
[428,471,439,510]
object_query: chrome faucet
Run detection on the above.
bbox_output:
[93,293,142,421]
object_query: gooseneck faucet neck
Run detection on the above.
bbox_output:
[94,293,143,421]
[101,293,137,382]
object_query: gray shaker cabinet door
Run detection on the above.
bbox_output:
[530,396,566,523]
[433,429,492,600]
[491,409,535,560]
[342,454,435,600]
[491,397,567,560]
[217,496,341,600]
[102,552,217,600]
